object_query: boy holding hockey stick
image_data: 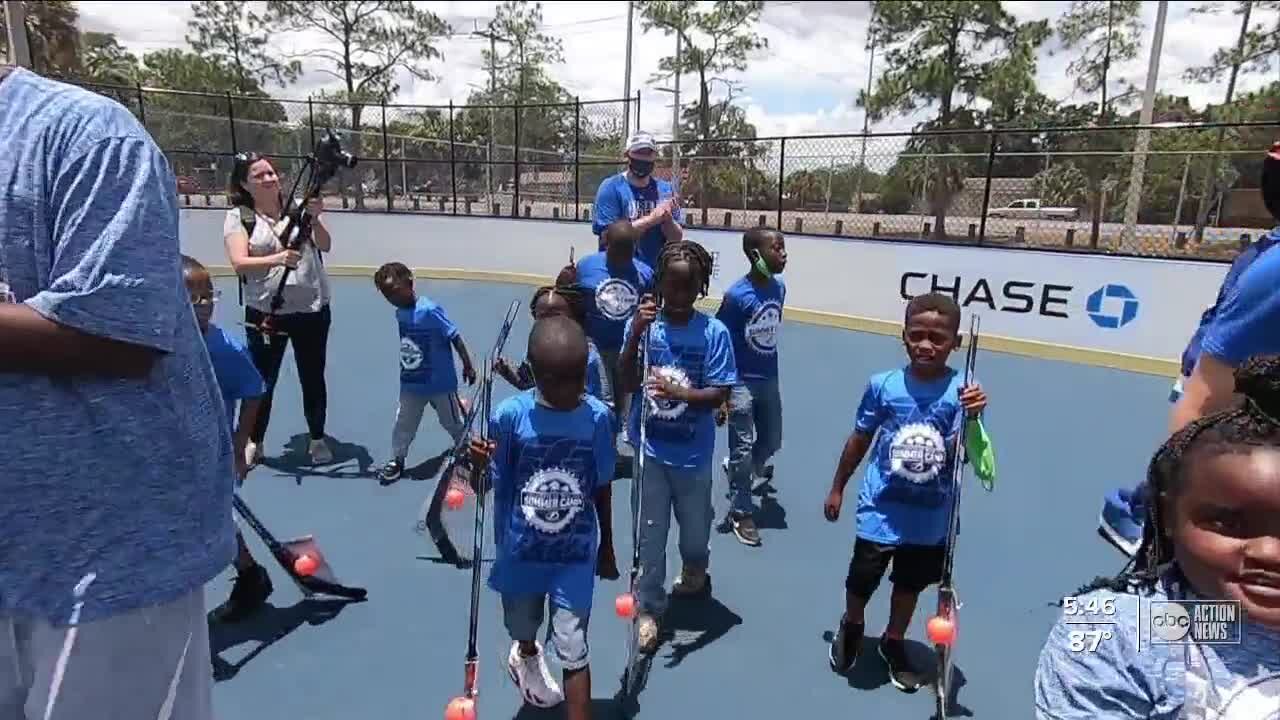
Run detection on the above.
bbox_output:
[824,293,987,691]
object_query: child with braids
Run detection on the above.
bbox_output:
[493,283,608,407]
[1036,355,1280,719]
[619,239,737,653]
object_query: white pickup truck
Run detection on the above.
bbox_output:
[987,198,1080,220]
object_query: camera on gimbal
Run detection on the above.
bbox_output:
[314,130,359,174]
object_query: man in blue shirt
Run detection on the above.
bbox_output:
[716,228,788,547]
[0,67,231,718]
[1099,143,1280,556]
[591,131,684,268]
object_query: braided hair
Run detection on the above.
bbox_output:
[530,283,588,326]
[1072,354,1280,597]
[654,239,715,301]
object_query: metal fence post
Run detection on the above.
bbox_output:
[226,92,238,154]
[381,101,392,212]
[574,97,581,221]
[977,129,999,245]
[136,83,146,127]
[635,90,641,134]
[513,101,522,218]
[307,97,316,148]
[449,101,458,216]
[776,137,787,230]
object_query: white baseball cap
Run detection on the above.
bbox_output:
[625,131,657,153]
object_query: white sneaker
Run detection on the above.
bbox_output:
[637,614,660,654]
[309,438,333,465]
[506,642,564,708]
[244,441,262,468]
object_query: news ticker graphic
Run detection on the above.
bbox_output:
[1061,595,1243,652]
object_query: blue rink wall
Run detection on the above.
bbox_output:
[179,209,1228,377]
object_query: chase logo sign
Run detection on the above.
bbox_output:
[1086,284,1139,329]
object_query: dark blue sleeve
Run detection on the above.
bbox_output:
[1200,253,1280,365]
[228,342,267,400]
[432,305,461,340]
[592,405,617,490]
[592,176,624,237]
[703,319,738,387]
[854,377,885,435]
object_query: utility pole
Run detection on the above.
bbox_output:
[473,19,509,206]
[854,20,876,215]
[4,1,31,68]
[623,1,634,139]
[672,31,682,193]
[1120,0,1167,248]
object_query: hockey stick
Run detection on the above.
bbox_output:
[619,318,653,706]
[232,494,367,601]
[933,313,980,720]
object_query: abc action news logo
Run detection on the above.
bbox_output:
[1150,600,1243,645]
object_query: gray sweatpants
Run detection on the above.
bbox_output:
[0,589,212,720]
[393,389,466,459]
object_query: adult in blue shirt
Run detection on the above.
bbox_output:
[1099,144,1280,556]
[0,67,232,718]
[591,131,684,268]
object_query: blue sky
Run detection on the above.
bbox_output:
[77,0,1279,139]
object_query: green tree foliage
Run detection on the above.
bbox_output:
[0,0,81,77]
[187,0,301,92]
[80,32,140,86]
[860,0,1050,239]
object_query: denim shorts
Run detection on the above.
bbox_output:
[501,594,590,671]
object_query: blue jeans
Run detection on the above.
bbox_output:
[632,454,714,616]
[727,378,783,515]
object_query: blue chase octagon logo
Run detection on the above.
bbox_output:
[1086,284,1140,329]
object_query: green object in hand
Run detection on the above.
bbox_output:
[965,418,996,491]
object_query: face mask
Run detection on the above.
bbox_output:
[752,250,778,278]
[628,158,654,178]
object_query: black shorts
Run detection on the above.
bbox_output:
[845,537,946,598]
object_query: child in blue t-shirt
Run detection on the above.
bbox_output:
[823,292,987,692]
[494,283,608,406]
[575,220,654,437]
[619,239,738,654]
[1036,354,1280,719]
[373,262,477,483]
[715,228,788,547]
[183,256,272,623]
[468,315,618,717]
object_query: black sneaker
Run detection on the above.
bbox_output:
[377,458,405,485]
[210,564,273,623]
[730,512,762,546]
[829,616,863,673]
[878,637,924,692]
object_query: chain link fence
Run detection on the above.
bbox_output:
[79,80,1276,261]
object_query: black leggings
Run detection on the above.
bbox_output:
[244,305,331,444]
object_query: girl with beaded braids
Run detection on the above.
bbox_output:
[1035,355,1280,719]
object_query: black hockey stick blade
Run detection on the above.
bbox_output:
[233,495,367,601]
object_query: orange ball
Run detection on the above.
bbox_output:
[615,592,636,618]
[293,553,318,577]
[445,487,466,510]
[927,615,956,646]
[445,696,476,720]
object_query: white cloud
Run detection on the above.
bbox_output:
[73,0,1278,143]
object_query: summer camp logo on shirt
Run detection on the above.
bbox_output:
[745,301,782,354]
[400,337,424,371]
[596,278,639,321]
[888,422,947,483]
[520,467,586,534]
[646,365,692,420]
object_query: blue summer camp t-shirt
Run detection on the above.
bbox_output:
[853,368,965,547]
[397,295,461,396]
[0,68,237,624]
[716,275,787,383]
[624,312,738,469]
[487,391,617,612]
[1199,242,1280,367]
[1179,227,1280,377]
[577,251,655,352]
[205,323,267,432]
[1035,569,1280,719]
[592,172,683,268]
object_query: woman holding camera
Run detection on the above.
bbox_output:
[223,152,335,466]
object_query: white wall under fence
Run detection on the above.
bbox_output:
[179,210,1229,377]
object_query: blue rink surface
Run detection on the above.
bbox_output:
[205,276,1174,720]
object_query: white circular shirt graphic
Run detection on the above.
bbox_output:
[520,468,586,534]
[745,301,782,355]
[595,278,639,321]
[888,422,947,484]
[646,365,691,420]
[400,337,424,371]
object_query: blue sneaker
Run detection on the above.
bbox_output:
[1098,486,1146,557]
